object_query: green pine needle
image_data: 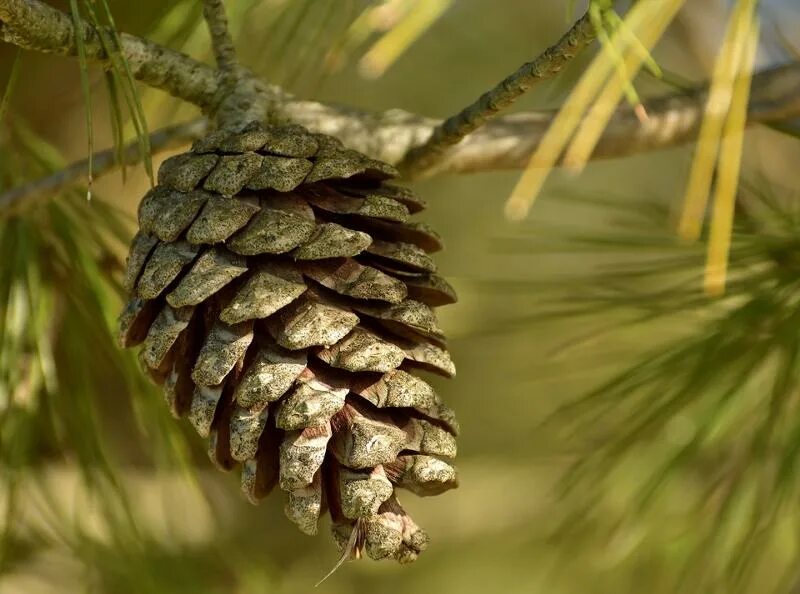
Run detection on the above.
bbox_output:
[68,0,94,200]
[492,181,800,592]
[0,49,22,125]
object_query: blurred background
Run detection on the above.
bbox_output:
[2,1,800,593]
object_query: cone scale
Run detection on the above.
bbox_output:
[118,121,458,563]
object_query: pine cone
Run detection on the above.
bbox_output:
[118,121,458,563]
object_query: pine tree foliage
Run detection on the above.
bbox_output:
[493,182,800,592]
[0,0,800,592]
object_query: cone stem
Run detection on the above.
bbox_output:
[202,0,241,84]
[202,0,268,127]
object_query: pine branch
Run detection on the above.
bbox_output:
[1,62,798,216]
[283,62,800,173]
[397,10,598,177]
[0,0,799,205]
[0,0,223,111]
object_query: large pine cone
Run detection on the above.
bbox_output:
[118,121,458,563]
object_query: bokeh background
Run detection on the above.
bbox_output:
[2,1,800,593]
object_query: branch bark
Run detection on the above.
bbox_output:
[202,0,238,79]
[0,0,224,110]
[200,0,267,126]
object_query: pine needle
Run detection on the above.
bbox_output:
[104,71,127,181]
[86,0,154,186]
[603,10,663,79]
[282,0,340,90]
[0,49,22,125]
[677,0,759,242]
[68,0,94,201]
[562,0,683,172]
[270,0,316,83]
[323,0,380,73]
[504,0,673,221]
[358,0,453,79]
[315,519,362,587]
[587,5,641,113]
[704,17,760,297]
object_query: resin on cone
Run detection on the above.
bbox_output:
[118,121,458,563]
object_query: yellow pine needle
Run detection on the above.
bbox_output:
[603,10,663,79]
[588,5,640,110]
[562,0,685,172]
[773,25,800,62]
[704,17,760,297]
[677,0,758,242]
[358,0,452,79]
[324,0,406,72]
[504,0,669,221]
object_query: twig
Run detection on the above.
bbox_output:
[202,0,239,80]
[0,119,208,215]
[398,10,598,176]
[200,0,270,126]
[0,0,278,124]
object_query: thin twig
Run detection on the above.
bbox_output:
[200,0,270,126]
[398,10,598,176]
[0,119,208,215]
[202,0,239,78]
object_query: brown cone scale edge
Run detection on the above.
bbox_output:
[118,121,458,563]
